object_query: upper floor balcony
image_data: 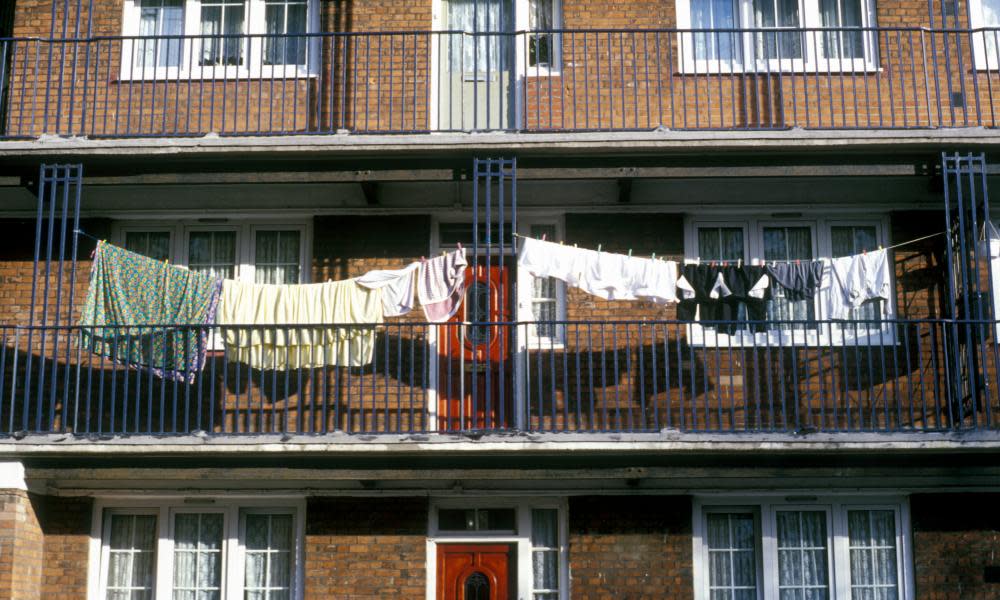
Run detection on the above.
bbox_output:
[0,25,998,139]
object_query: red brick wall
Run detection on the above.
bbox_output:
[0,491,42,600]
[911,493,1000,600]
[6,0,998,135]
[568,495,693,600]
[38,496,92,600]
[304,497,428,599]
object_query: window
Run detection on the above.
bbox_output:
[693,497,913,600]
[970,0,1000,69]
[199,0,246,67]
[676,0,877,72]
[685,216,894,346]
[115,222,309,285]
[516,220,566,345]
[527,0,561,69]
[92,501,303,600]
[102,513,158,600]
[134,0,184,69]
[430,499,567,600]
[120,0,317,78]
[264,0,309,66]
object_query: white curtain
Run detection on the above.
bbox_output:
[706,512,758,600]
[200,1,246,66]
[764,227,814,330]
[531,509,560,598]
[106,514,158,600]
[188,231,237,280]
[172,514,224,600]
[776,511,829,600]
[691,0,741,63]
[446,0,513,72]
[135,0,183,69]
[818,0,864,59]
[847,510,899,600]
[244,514,294,600]
[752,0,803,60]
[255,231,301,284]
[264,0,308,65]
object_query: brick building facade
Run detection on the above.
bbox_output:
[0,0,998,598]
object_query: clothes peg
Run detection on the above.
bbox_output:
[597,244,602,252]
[651,252,656,260]
[628,249,633,257]
[738,258,742,268]
[574,243,578,248]
[560,240,564,245]
[541,233,547,241]
[878,244,883,251]
[441,250,446,257]
[457,242,463,250]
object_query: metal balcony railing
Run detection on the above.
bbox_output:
[0,27,997,138]
[1,319,997,437]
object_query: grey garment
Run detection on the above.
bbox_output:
[766,261,825,301]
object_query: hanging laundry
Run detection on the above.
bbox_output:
[676,264,770,333]
[418,249,468,322]
[766,261,824,301]
[821,249,892,319]
[356,262,420,317]
[517,237,678,303]
[217,279,383,369]
[79,241,222,383]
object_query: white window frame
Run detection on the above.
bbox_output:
[675,0,879,73]
[684,215,896,347]
[517,0,564,75]
[517,217,567,347]
[970,0,1000,70]
[692,495,914,600]
[119,0,321,80]
[113,219,311,284]
[426,497,569,600]
[88,497,306,600]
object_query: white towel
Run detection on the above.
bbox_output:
[356,262,420,317]
[418,249,468,322]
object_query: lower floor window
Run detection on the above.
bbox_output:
[96,501,302,600]
[695,497,911,600]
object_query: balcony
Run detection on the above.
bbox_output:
[0,27,997,138]
[0,319,996,438]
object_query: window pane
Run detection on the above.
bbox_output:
[848,510,899,599]
[264,0,308,65]
[776,511,829,600]
[255,230,301,284]
[706,512,758,600]
[188,231,236,280]
[125,231,171,261]
[698,227,745,262]
[831,226,882,323]
[200,0,246,66]
[763,227,814,329]
[753,0,802,59]
[692,0,741,61]
[173,514,223,600]
[244,514,294,600]
[106,514,157,600]
[135,0,183,68]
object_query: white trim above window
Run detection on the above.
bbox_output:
[119,0,321,80]
[675,0,879,73]
[684,215,896,347]
[692,495,915,600]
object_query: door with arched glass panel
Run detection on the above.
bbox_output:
[437,544,512,600]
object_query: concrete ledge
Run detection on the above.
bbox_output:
[3,430,1000,456]
[1,128,998,159]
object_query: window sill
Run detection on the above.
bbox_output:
[114,68,318,83]
[676,65,882,76]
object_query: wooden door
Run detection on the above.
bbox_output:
[437,544,513,600]
[438,261,513,430]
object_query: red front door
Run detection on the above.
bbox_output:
[437,544,513,600]
[437,261,513,430]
